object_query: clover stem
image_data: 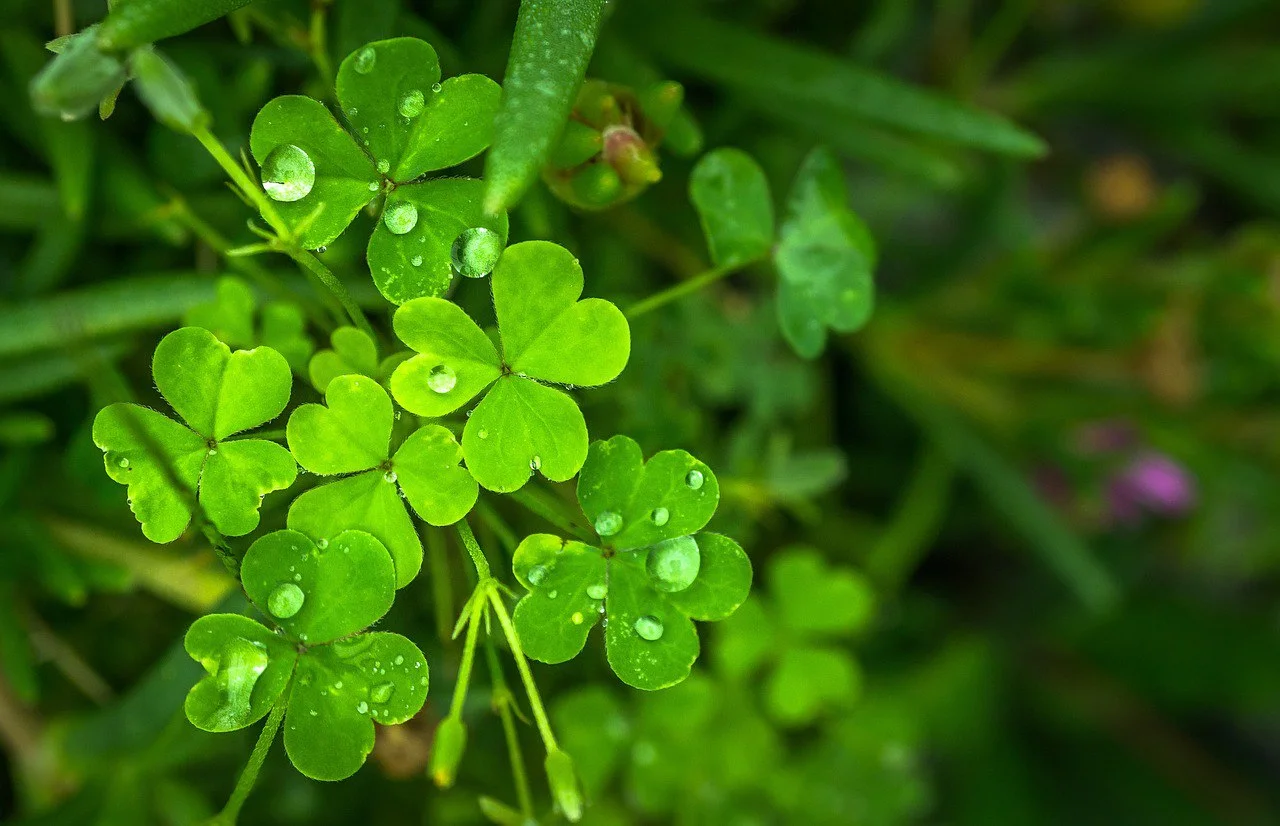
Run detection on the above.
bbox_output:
[507,487,595,544]
[454,518,492,581]
[283,247,375,338]
[448,596,485,720]
[190,125,288,238]
[483,635,535,817]
[210,695,287,826]
[624,261,747,319]
[485,590,558,753]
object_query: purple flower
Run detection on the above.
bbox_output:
[1107,452,1196,524]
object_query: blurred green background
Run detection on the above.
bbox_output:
[4,0,1280,823]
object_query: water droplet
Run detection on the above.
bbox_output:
[261,144,315,202]
[527,564,549,585]
[316,246,327,254]
[207,447,218,456]
[317,538,329,549]
[431,81,442,93]
[478,429,488,439]
[393,655,404,665]
[353,47,376,74]
[685,469,705,490]
[530,455,542,471]
[368,181,379,192]
[357,700,369,714]
[334,680,343,689]
[633,615,664,641]
[650,507,669,526]
[383,201,418,234]
[117,457,130,469]
[646,535,701,593]
[594,510,623,537]
[293,573,302,581]
[586,583,607,600]
[547,589,558,599]
[208,638,270,728]
[348,107,358,116]
[398,89,425,118]
[411,254,423,267]
[450,227,504,278]
[376,158,390,175]
[267,582,305,618]
[427,364,457,394]
[571,611,584,625]
[383,470,398,484]
[370,682,395,703]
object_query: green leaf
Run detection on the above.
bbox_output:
[249,95,378,250]
[463,376,588,492]
[714,596,776,679]
[551,687,628,798]
[260,303,314,373]
[183,277,256,347]
[576,435,719,551]
[764,645,861,726]
[153,326,291,440]
[240,529,395,645]
[603,555,699,690]
[769,548,875,636]
[390,298,502,417]
[483,0,607,213]
[287,375,392,475]
[664,533,753,622]
[392,424,479,526]
[335,39,500,182]
[183,613,296,733]
[284,632,428,781]
[98,0,256,51]
[633,8,1047,158]
[689,148,775,268]
[494,241,630,385]
[199,439,298,536]
[366,178,509,305]
[511,535,604,663]
[775,146,876,358]
[308,326,380,392]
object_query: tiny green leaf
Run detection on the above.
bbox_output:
[309,326,381,392]
[184,277,256,347]
[764,645,861,726]
[183,613,296,733]
[775,146,877,358]
[689,148,775,267]
[769,548,875,636]
[463,376,588,493]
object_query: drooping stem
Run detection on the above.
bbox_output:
[454,518,492,581]
[483,635,534,817]
[625,262,745,319]
[209,696,287,826]
[486,590,557,752]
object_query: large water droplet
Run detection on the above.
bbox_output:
[527,564,549,585]
[117,456,130,469]
[633,615,664,641]
[430,81,443,93]
[267,582,305,618]
[586,583,607,600]
[398,89,425,118]
[650,507,669,527]
[353,47,376,74]
[450,227,504,278]
[645,535,700,592]
[376,158,390,175]
[261,144,315,202]
[685,469,705,490]
[317,537,329,550]
[595,510,623,537]
[383,201,418,234]
[357,700,369,714]
[370,682,395,703]
[383,470,398,484]
[427,364,456,394]
[210,638,270,728]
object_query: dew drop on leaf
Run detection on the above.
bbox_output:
[376,158,390,175]
[527,564,549,585]
[478,429,489,439]
[411,254,423,267]
[368,181,379,192]
[393,655,404,665]
[548,589,559,599]
[369,682,395,703]
[650,507,669,526]
[431,81,442,93]
[427,364,457,394]
[383,470,398,484]
[595,510,623,537]
[383,202,418,234]
[357,700,369,714]
[530,455,542,471]
[685,469,705,490]
[586,583,607,600]
[267,582,305,619]
[353,47,376,74]
[450,227,504,278]
[261,144,315,202]
[317,538,329,550]
[571,611,584,624]
[633,615,664,641]
[646,535,700,592]
[398,89,425,118]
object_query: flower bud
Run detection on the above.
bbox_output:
[429,715,467,788]
[544,747,583,822]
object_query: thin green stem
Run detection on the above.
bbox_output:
[454,518,492,581]
[448,597,485,720]
[191,126,287,237]
[209,696,287,826]
[507,487,595,544]
[486,591,557,752]
[284,248,374,336]
[625,262,744,319]
[483,636,534,817]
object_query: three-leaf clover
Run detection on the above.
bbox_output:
[308,325,408,393]
[689,146,876,359]
[249,37,507,303]
[511,435,752,689]
[716,547,876,726]
[184,276,315,373]
[286,375,477,588]
[184,528,429,781]
[93,327,297,542]
[390,240,630,492]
